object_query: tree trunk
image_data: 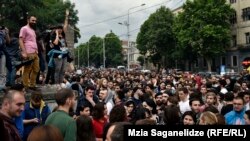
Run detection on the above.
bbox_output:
[185,60,189,71]
[206,58,212,72]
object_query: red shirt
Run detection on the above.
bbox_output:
[92,117,107,138]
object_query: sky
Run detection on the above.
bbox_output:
[70,0,186,45]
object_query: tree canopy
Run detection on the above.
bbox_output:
[0,0,80,43]
[174,0,234,71]
[75,32,123,68]
[136,6,175,69]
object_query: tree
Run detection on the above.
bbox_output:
[75,43,88,67]
[0,0,80,43]
[75,31,123,68]
[174,0,234,71]
[104,31,123,67]
[88,36,103,67]
[137,56,145,67]
[136,6,175,70]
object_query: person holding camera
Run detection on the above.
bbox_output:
[19,15,40,90]
[47,9,72,84]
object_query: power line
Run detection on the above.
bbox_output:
[79,0,173,28]
[118,0,185,38]
[77,0,185,43]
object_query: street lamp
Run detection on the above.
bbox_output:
[103,38,105,69]
[119,3,145,71]
[77,47,80,68]
[87,42,90,68]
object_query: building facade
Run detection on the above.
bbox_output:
[226,0,250,73]
[121,40,141,69]
[173,0,250,73]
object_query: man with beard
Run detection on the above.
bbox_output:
[0,90,25,141]
[154,92,163,114]
[19,15,39,90]
[22,90,51,141]
[45,88,77,141]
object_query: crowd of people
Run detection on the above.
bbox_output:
[1,66,250,141]
[0,9,250,141]
[0,9,72,91]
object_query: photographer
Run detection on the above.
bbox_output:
[46,9,73,84]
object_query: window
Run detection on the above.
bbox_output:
[230,11,237,24]
[221,57,226,66]
[230,0,236,4]
[232,56,238,66]
[232,35,237,47]
[246,32,250,44]
[242,7,250,21]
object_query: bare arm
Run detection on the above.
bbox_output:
[52,30,60,45]
[4,28,10,44]
[63,9,69,32]
[23,118,39,124]
[19,37,27,59]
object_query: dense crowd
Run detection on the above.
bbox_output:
[0,8,250,141]
[1,66,250,141]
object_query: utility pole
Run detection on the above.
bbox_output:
[119,3,145,71]
[87,42,89,68]
[103,38,105,69]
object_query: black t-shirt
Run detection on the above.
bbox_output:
[49,32,66,58]
[221,104,233,116]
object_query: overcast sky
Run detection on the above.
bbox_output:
[70,0,185,45]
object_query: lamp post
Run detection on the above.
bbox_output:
[78,47,80,68]
[102,36,118,69]
[119,3,145,71]
[103,38,105,69]
[87,42,89,68]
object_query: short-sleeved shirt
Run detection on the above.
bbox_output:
[45,110,76,141]
[19,25,37,54]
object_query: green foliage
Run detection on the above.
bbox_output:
[0,0,80,43]
[104,32,123,67]
[174,0,234,59]
[136,6,175,68]
[75,32,123,68]
[137,56,144,66]
[75,43,88,67]
[88,36,103,67]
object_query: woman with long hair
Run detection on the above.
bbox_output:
[76,115,96,141]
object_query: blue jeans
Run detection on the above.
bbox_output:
[6,58,17,86]
[3,50,16,86]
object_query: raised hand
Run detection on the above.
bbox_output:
[65,9,69,17]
